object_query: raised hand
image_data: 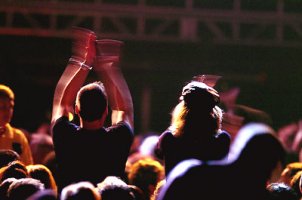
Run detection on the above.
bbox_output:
[70,27,96,68]
[95,39,124,67]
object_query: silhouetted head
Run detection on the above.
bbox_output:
[75,82,108,122]
[0,84,14,101]
[127,158,164,199]
[0,149,20,168]
[0,84,15,126]
[267,182,300,200]
[180,81,220,113]
[171,81,222,137]
[0,160,28,182]
[61,181,100,200]
[7,178,45,200]
[26,164,57,193]
[231,123,285,182]
[0,178,17,200]
[97,176,134,200]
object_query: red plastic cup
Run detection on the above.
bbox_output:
[71,27,96,65]
[96,39,124,62]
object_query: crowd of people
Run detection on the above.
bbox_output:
[1,27,302,200]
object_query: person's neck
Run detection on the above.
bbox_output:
[80,113,107,130]
[81,119,104,130]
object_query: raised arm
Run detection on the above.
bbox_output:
[51,27,96,126]
[93,39,134,129]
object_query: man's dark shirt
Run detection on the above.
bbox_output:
[52,116,133,190]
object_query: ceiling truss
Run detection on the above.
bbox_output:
[0,0,302,47]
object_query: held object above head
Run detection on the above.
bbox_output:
[70,26,97,67]
[95,39,124,63]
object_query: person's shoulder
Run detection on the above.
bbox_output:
[10,126,26,136]
[11,127,24,135]
[159,130,174,140]
[158,129,175,147]
[216,130,231,141]
[158,159,204,200]
[53,116,70,126]
[9,127,30,143]
[52,116,78,138]
[52,116,75,130]
[107,121,134,136]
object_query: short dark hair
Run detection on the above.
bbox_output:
[0,160,28,182]
[97,176,135,200]
[0,149,20,168]
[61,181,100,200]
[7,178,45,200]
[0,84,14,100]
[267,182,299,200]
[76,82,107,122]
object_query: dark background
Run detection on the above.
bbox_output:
[1,35,302,135]
[1,0,302,135]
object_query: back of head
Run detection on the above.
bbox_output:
[7,178,45,200]
[26,164,57,192]
[202,123,286,199]
[180,81,220,114]
[267,182,300,200]
[0,178,17,200]
[232,123,285,180]
[0,160,28,182]
[156,159,214,200]
[172,81,222,137]
[61,181,100,200]
[97,176,134,200]
[0,150,20,168]
[220,123,285,200]
[127,158,164,200]
[76,82,107,122]
[0,84,14,101]
[0,84,15,126]
[99,186,135,200]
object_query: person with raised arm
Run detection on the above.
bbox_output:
[51,27,134,191]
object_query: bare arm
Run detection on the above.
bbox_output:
[51,65,90,125]
[94,40,134,129]
[51,27,96,127]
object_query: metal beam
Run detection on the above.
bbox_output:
[0,0,302,46]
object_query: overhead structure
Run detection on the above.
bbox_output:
[1,0,302,46]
